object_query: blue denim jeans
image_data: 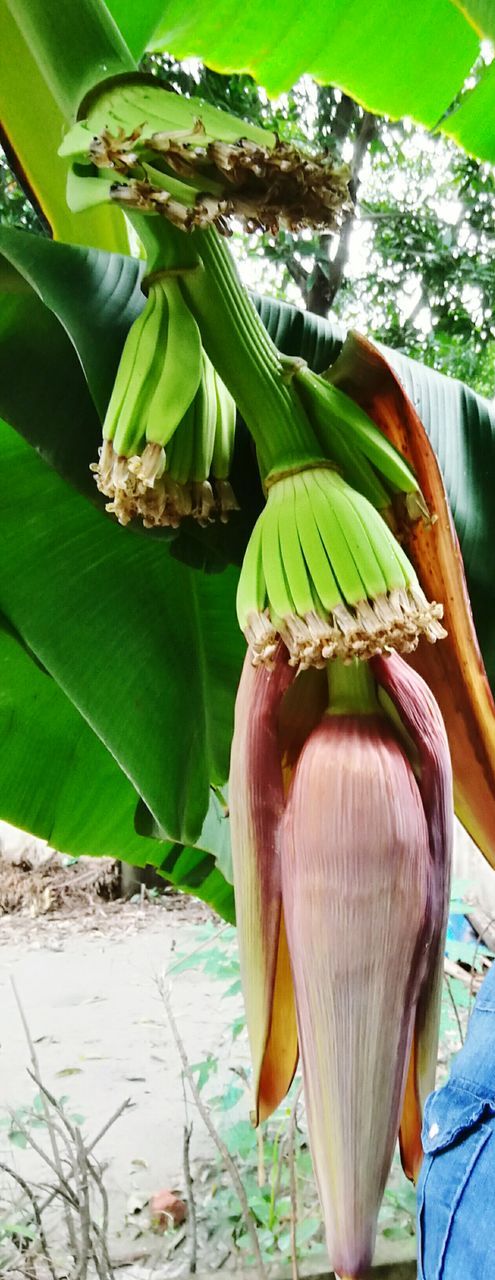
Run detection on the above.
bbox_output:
[417,962,495,1279]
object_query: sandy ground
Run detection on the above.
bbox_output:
[0,892,247,1269]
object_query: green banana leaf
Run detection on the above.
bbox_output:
[0,408,244,839]
[0,262,101,499]
[104,0,168,60]
[0,227,144,418]
[450,0,495,41]
[148,1,492,159]
[149,0,476,114]
[0,602,234,918]
[0,0,130,249]
[443,60,495,163]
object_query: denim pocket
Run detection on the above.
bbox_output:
[417,1085,494,1280]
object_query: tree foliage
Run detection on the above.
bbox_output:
[0,146,44,234]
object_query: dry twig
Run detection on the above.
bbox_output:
[11,979,80,1260]
[288,1082,303,1280]
[0,1161,57,1280]
[158,977,267,1280]
[3,986,131,1279]
[443,973,465,1046]
[182,1122,197,1274]
[36,1095,132,1219]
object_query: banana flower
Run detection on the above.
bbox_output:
[230,646,452,1279]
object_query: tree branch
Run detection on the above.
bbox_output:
[158,978,267,1280]
[0,1163,57,1280]
[284,257,311,292]
[183,1121,197,1274]
[349,111,378,201]
[311,110,378,314]
[288,1082,303,1280]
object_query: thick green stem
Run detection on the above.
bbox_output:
[131,211,200,275]
[6,0,134,119]
[326,658,381,716]
[129,213,326,475]
[190,228,325,472]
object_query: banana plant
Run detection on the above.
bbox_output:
[2,1,495,1275]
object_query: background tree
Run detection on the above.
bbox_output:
[0,146,44,233]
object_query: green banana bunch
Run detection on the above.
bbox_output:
[59,74,351,237]
[92,273,201,525]
[236,465,445,668]
[295,366,430,523]
[92,281,239,528]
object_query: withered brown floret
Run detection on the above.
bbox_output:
[92,124,352,235]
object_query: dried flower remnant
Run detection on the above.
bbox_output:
[87,122,352,236]
[62,77,352,238]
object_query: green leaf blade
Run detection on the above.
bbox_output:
[0,420,242,846]
[150,1,479,124]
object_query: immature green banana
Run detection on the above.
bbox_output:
[187,351,216,525]
[349,486,416,590]
[60,78,275,163]
[166,400,195,487]
[295,477,343,615]
[316,473,390,601]
[309,474,372,603]
[190,352,217,481]
[211,375,234,474]
[211,370,239,522]
[279,480,320,619]
[236,516,270,645]
[145,279,202,447]
[91,276,241,529]
[295,367,428,518]
[295,368,391,512]
[261,481,296,621]
[103,285,161,453]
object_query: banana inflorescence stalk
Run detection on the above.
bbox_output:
[57,65,463,1280]
[67,72,445,663]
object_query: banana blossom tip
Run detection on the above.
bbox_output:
[230,644,452,1277]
